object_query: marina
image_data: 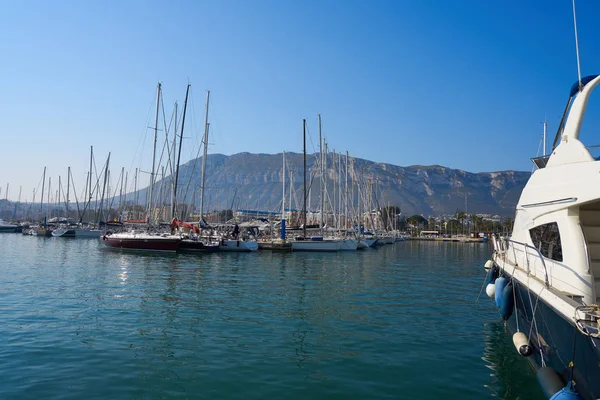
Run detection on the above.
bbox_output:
[3,1,600,399]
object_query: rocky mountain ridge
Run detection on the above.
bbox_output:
[144,152,530,217]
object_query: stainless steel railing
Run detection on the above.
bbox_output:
[495,236,550,288]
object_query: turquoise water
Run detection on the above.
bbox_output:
[0,235,544,399]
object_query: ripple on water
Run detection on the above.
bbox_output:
[0,236,544,399]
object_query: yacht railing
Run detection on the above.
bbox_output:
[496,237,550,288]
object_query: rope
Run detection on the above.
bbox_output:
[526,284,545,365]
[513,278,520,332]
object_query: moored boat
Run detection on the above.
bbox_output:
[0,220,18,233]
[218,238,258,252]
[100,231,181,252]
[481,74,600,400]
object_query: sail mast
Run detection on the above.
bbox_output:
[303,119,307,239]
[173,84,190,220]
[66,167,70,219]
[171,101,178,219]
[319,114,324,231]
[199,90,210,224]
[148,82,161,225]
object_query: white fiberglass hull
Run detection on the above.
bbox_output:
[360,238,377,248]
[219,239,258,252]
[339,238,358,251]
[52,228,103,238]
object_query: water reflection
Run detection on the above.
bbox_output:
[482,322,545,400]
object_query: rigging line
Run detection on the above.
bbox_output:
[160,90,175,179]
[572,0,583,89]
[474,269,489,306]
[526,285,543,358]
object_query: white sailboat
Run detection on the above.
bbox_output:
[291,118,342,252]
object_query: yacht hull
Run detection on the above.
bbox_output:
[339,238,358,251]
[506,280,600,400]
[52,229,76,237]
[100,234,180,252]
[180,239,219,252]
[218,239,258,252]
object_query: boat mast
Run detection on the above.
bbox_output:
[281,151,286,241]
[66,167,70,220]
[172,84,190,220]
[171,101,178,219]
[319,114,324,231]
[303,119,307,238]
[345,151,349,231]
[282,151,286,220]
[119,167,124,212]
[148,82,161,225]
[199,90,210,225]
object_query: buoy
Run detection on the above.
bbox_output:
[486,283,496,299]
[537,367,565,399]
[500,282,514,320]
[550,382,583,400]
[512,332,532,356]
[484,259,494,271]
[495,276,508,307]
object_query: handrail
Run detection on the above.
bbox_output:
[501,237,550,288]
[578,222,591,274]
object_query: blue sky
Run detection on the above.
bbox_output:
[1,0,600,201]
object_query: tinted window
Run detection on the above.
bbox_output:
[529,222,563,262]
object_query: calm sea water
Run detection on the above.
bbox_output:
[0,234,544,399]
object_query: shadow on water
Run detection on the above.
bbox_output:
[482,322,545,400]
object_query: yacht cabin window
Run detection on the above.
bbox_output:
[529,222,563,262]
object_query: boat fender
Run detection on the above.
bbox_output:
[537,366,565,399]
[484,259,494,271]
[500,282,514,320]
[485,265,499,286]
[549,382,583,400]
[486,283,496,299]
[512,332,532,356]
[495,276,508,307]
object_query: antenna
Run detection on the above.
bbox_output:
[572,0,583,89]
[543,118,547,155]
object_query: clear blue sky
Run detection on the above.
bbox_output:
[2,0,600,202]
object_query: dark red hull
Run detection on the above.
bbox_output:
[100,235,181,252]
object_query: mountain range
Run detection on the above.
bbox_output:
[140,152,530,217]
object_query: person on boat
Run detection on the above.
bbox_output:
[232,223,240,239]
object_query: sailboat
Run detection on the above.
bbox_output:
[101,83,181,252]
[291,118,341,252]
[173,87,220,253]
[258,151,292,251]
[482,74,600,400]
[190,90,256,252]
[52,163,103,238]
